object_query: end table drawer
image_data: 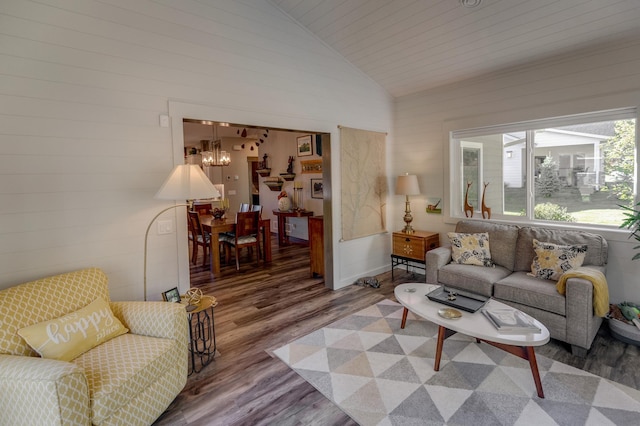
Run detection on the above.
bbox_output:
[393,235,425,261]
[424,235,439,251]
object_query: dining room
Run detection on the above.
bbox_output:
[182,120,328,280]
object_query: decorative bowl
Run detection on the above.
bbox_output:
[212,207,227,219]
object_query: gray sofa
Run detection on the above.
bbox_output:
[426,220,608,357]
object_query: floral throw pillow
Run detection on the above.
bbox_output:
[448,232,494,267]
[530,239,588,281]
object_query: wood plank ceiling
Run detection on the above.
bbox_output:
[269,0,640,97]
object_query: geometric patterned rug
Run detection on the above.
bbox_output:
[273,299,640,425]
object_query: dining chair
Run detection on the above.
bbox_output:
[250,204,262,215]
[239,203,250,212]
[223,211,261,271]
[192,202,212,216]
[187,211,210,266]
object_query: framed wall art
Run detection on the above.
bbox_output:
[311,178,323,199]
[297,135,313,156]
[301,159,322,174]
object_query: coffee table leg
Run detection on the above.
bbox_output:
[526,346,544,398]
[434,325,446,371]
[481,339,545,399]
[401,307,408,329]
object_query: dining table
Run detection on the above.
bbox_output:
[200,215,272,277]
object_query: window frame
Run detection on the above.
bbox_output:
[447,107,638,231]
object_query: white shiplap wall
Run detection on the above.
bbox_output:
[0,0,392,299]
[393,36,640,303]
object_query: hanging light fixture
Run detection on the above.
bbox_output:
[201,140,215,167]
[201,122,230,167]
[219,150,230,166]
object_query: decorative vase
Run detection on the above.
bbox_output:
[278,195,291,211]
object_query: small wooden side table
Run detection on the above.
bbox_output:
[391,230,439,280]
[182,295,217,375]
[272,209,314,247]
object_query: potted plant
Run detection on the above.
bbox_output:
[620,201,640,260]
[608,202,640,345]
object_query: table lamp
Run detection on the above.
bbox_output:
[144,164,220,301]
[395,173,420,235]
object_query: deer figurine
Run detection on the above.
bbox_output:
[481,182,491,219]
[463,181,474,218]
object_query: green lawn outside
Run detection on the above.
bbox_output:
[504,186,628,227]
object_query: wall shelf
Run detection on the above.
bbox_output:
[264,180,284,191]
[280,173,296,181]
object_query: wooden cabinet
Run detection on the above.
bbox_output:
[391,230,439,280]
[309,216,324,277]
[392,230,439,261]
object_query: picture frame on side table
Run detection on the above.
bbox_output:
[311,178,323,199]
[297,135,313,157]
[162,287,181,303]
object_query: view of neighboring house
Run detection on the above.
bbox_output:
[503,123,615,191]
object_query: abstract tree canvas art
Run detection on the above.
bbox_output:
[339,126,387,241]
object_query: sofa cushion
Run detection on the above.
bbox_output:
[72,333,179,425]
[455,220,519,271]
[438,263,511,297]
[514,226,608,272]
[17,297,128,362]
[530,239,587,280]
[494,272,566,316]
[448,232,494,267]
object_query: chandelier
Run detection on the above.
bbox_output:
[201,123,230,167]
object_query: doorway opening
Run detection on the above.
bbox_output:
[181,119,332,286]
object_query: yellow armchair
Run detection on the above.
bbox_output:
[0,268,188,426]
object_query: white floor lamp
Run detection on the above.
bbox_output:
[144,164,221,301]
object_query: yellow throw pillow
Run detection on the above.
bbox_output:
[448,232,494,267]
[530,239,588,281]
[17,297,128,362]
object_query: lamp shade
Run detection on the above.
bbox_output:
[155,164,221,200]
[395,174,420,196]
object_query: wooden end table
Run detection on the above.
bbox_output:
[391,230,439,280]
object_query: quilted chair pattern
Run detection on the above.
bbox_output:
[73,334,182,425]
[0,268,110,357]
[110,301,190,349]
[0,355,90,425]
[0,268,188,426]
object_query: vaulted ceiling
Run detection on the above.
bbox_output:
[270,0,640,97]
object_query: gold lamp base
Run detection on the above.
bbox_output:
[402,196,414,234]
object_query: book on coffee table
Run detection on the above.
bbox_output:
[481,308,542,334]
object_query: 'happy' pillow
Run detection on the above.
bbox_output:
[17,297,128,361]
[530,239,587,281]
[448,232,494,267]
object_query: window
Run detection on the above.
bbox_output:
[450,108,637,227]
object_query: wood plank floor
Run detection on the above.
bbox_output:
[155,234,640,425]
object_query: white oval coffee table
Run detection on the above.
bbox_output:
[395,283,550,398]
